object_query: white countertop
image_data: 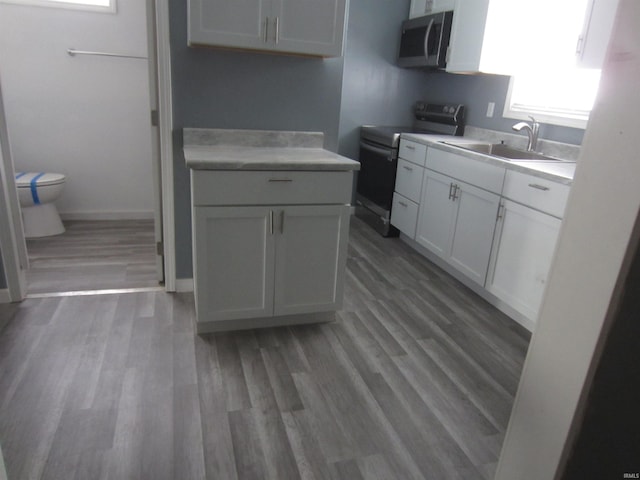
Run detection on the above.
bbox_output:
[183,128,360,171]
[185,145,360,171]
[402,133,576,185]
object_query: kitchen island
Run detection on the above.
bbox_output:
[184,128,360,333]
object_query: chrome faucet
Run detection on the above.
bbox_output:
[512,116,540,152]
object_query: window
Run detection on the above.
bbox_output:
[504,68,601,129]
[503,0,602,129]
[0,0,115,13]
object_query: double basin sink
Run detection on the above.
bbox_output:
[445,143,574,163]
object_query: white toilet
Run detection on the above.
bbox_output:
[15,172,66,238]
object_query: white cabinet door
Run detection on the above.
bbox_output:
[395,158,424,203]
[194,206,275,322]
[416,170,457,259]
[417,169,500,286]
[188,0,346,57]
[273,0,346,56]
[274,205,350,315]
[486,199,562,322]
[188,0,269,50]
[448,182,500,285]
[391,193,420,239]
[577,0,619,68]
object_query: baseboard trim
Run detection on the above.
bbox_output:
[175,278,194,293]
[59,211,155,221]
[0,289,11,304]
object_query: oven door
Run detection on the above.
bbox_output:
[356,140,397,212]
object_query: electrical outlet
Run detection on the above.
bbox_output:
[486,102,495,118]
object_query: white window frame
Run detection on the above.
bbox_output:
[503,76,592,130]
[0,0,116,13]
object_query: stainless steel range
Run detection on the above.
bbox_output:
[356,101,465,236]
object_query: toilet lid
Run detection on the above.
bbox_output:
[15,172,66,187]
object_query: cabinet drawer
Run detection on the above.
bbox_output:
[502,171,570,218]
[391,193,419,238]
[395,159,424,202]
[192,170,353,206]
[426,147,505,193]
[399,139,428,166]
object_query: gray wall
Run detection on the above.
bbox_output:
[337,0,426,160]
[169,0,345,279]
[422,72,585,145]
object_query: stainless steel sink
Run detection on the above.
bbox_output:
[446,143,564,162]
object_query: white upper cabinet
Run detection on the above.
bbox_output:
[188,0,346,57]
[446,0,601,74]
[446,0,540,74]
[577,0,620,68]
[409,0,455,18]
[273,0,346,56]
[188,0,267,52]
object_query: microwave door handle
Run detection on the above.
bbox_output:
[359,141,394,162]
[423,18,435,59]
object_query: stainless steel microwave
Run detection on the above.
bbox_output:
[398,11,453,68]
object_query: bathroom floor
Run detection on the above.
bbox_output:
[25,219,159,295]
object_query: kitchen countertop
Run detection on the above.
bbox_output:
[402,133,576,185]
[184,128,360,171]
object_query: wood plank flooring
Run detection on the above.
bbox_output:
[26,220,158,294]
[0,217,530,479]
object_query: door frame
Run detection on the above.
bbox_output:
[0,81,28,302]
[0,0,176,298]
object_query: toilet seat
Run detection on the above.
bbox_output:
[15,172,66,206]
[15,172,66,188]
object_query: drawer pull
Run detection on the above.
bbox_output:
[268,178,293,183]
[402,165,414,171]
[528,183,550,191]
[405,145,416,150]
[398,200,408,207]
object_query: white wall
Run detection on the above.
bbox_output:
[0,0,154,219]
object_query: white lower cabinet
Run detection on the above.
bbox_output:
[274,205,350,316]
[392,141,572,331]
[194,206,275,322]
[486,199,562,323]
[193,204,350,324]
[417,169,501,285]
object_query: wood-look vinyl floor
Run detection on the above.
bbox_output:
[0,217,530,480]
[26,220,158,294]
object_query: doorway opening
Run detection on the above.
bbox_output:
[0,0,165,296]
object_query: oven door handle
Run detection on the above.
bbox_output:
[359,141,394,162]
